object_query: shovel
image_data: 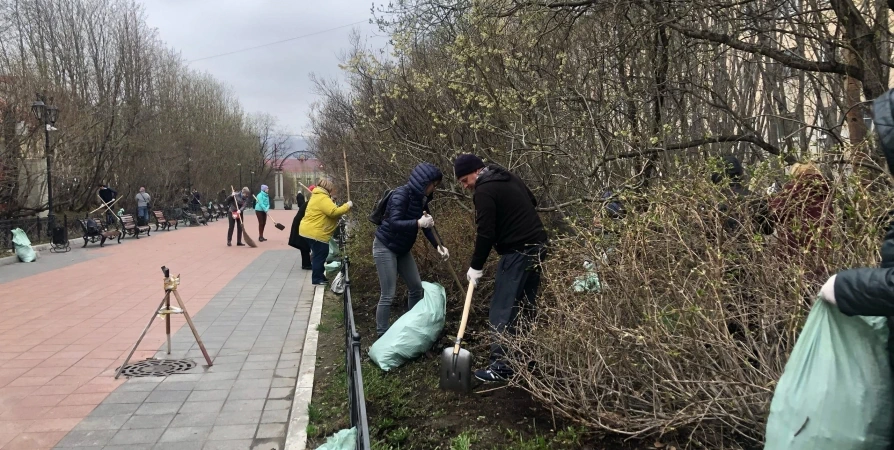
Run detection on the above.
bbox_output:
[439,282,476,393]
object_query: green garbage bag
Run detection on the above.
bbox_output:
[316,427,356,450]
[571,261,601,293]
[369,282,446,371]
[324,261,341,281]
[11,228,36,263]
[326,238,341,263]
[764,300,893,450]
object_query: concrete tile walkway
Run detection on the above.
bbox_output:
[0,212,310,449]
[52,250,313,450]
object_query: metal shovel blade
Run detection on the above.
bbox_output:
[439,346,473,393]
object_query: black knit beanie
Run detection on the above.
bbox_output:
[453,154,485,179]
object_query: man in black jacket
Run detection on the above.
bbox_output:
[98,184,118,225]
[454,154,548,382]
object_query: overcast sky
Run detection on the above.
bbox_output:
[141,0,387,141]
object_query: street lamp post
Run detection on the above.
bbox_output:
[31,94,59,236]
[238,163,242,187]
[250,171,254,189]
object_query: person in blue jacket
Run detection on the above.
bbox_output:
[374,162,449,337]
[255,184,270,242]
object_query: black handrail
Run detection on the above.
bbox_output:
[337,219,372,449]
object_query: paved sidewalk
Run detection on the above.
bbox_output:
[53,250,313,450]
[0,213,309,449]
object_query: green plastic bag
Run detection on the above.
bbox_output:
[11,228,36,263]
[764,300,893,450]
[324,261,341,281]
[316,427,356,450]
[326,238,341,263]
[369,282,446,371]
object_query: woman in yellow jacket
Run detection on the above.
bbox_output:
[299,179,352,285]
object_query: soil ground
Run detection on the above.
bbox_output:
[306,268,662,449]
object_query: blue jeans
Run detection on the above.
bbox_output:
[309,238,330,284]
[373,237,424,336]
[137,206,148,223]
[488,246,545,373]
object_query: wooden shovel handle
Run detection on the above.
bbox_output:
[453,282,475,355]
[342,147,351,201]
[430,224,464,293]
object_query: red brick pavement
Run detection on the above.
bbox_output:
[0,213,296,449]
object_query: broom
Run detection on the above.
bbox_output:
[230,186,256,247]
[253,194,285,231]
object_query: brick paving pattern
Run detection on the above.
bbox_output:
[53,249,312,450]
[0,213,312,449]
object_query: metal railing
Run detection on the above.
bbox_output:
[337,220,372,450]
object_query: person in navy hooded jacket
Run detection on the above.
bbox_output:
[374,162,449,337]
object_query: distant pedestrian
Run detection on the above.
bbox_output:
[288,193,311,269]
[135,187,151,225]
[225,187,250,247]
[190,189,202,213]
[98,184,118,225]
[255,184,270,242]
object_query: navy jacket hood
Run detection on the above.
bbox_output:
[374,162,443,254]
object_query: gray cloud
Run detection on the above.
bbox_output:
[141,0,386,136]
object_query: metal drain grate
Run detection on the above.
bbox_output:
[118,358,196,377]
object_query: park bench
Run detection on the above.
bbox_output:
[152,210,178,231]
[78,216,121,248]
[211,204,225,219]
[180,208,207,226]
[217,203,228,218]
[200,206,215,222]
[121,214,151,238]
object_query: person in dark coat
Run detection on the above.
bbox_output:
[225,187,249,246]
[289,193,311,269]
[711,155,774,236]
[820,88,894,315]
[454,154,548,383]
[373,162,446,337]
[98,184,118,225]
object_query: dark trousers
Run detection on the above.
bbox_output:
[488,247,544,373]
[299,243,311,268]
[227,215,243,244]
[309,239,330,284]
[256,211,267,238]
[105,208,116,226]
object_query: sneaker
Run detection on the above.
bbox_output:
[474,368,512,383]
[227,241,232,247]
[237,243,245,247]
[301,266,312,270]
[312,281,327,286]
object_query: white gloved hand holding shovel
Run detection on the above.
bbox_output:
[437,245,449,261]
[467,268,483,286]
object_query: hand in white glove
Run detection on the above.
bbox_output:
[437,245,449,260]
[819,274,837,306]
[346,200,353,208]
[417,214,434,229]
[467,268,483,285]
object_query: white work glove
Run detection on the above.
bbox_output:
[417,214,434,228]
[437,245,449,260]
[819,274,837,306]
[346,200,353,208]
[467,268,483,286]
